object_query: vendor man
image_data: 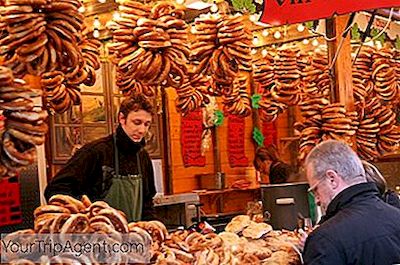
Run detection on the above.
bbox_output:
[45,93,156,222]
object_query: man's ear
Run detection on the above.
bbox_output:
[326,169,340,189]
[118,112,125,124]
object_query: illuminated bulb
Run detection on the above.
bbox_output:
[250,14,258,22]
[190,26,197,34]
[176,0,185,4]
[93,29,100,38]
[93,17,101,29]
[210,3,218,13]
[273,31,281,39]
[297,24,305,32]
[312,39,319,46]
[113,12,121,20]
[303,39,309,45]
[251,49,257,55]
[78,5,85,13]
[262,29,269,37]
[252,36,259,45]
[98,0,106,3]
[365,40,374,47]
[261,49,268,57]
[376,41,382,49]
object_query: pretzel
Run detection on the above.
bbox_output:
[34,205,70,218]
[60,214,89,233]
[98,208,128,233]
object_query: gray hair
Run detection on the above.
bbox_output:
[305,140,365,184]
[362,160,387,194]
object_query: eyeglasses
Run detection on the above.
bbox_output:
[308,178,326,194]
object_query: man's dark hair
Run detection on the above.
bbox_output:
[119,93,155,117]
[254,145,280,170]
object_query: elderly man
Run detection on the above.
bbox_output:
[303,140,400,265]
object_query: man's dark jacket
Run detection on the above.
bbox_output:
[45,125,156,220]
[303,182,400,265]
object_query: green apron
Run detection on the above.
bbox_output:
[103,135,143,222]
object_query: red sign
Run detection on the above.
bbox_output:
[227,114,249,167]
[0,115,5,131]
[262,121,278,147]
[260,0,398,26]
[0,176,22,227]
[181,109,206,167]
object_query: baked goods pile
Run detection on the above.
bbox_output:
[191,13,252,117]
[0,0,101,114]
[5,196,301,265]
[0,66,48,179]
[254,45,399,161]
[109,1,253,116]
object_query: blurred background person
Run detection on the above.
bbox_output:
[254,145,292,184]
[362,160,400,209]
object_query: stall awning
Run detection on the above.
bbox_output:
[260,0,399,26]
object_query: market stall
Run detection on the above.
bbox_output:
[0,0,400,262]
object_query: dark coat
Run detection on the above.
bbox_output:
[382,190,400,209]
[45,125,156,220]
[303,182,400,265]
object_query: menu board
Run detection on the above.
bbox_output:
[227,114,249,167]
[0,176,22,227]
[262,120,278,146]
[181,109,206,167]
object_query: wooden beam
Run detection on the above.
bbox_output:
[326,15,355,111]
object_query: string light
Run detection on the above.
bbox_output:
[250,14,258,22]
[376,40,383,49]
[113,12,121,20]
[261,49,268,57]
[93,29,100,38]
[312,39,319,46]
[210,3,218,13]
[273,31,281,39]
[98,0,106,3]
[190,26,197,34]
[251,49,257,55]
[93,17,101,29]
[297,24,305,32]
[302,39,309,45]
[262,29,269,37]
[365,40,374,47]
[78,5,85,13]
[252,36,259,45]
[176,0,185,4]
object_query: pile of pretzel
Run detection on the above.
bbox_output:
[253,52,274,92]
[296,97,329,161]
[5,194,163,264]
[37,35,101,114]
[253,53,288,122]
[190,13,252,117]
[253,52,286,122]
[371,48,398,101]
[272,48,301,106]
[300,50,330,98]
[321,103,355,144]
[356,97,400,160]
[109,1,190,97]
[0,0,85,77]
[352,46,374,102]
[255,48,330,122]
[6,194,301,265]
[0,66,48,179]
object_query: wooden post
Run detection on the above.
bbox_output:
[161,87,173,195]
[326,15,355,111]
